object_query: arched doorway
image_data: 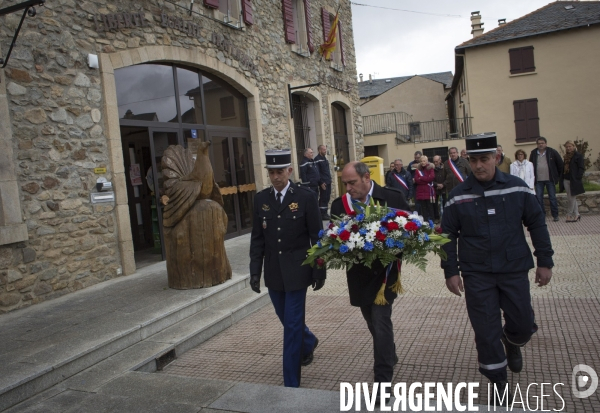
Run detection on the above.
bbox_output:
[114,63,255,266]
[331,102,350,195]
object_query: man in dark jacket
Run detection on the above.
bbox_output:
[407,151,422,180]
[299,148,321,195]
[331,162,410,400]
[443,147,471,197]
[529,137,564,222]
[314,144,332,220]
[442,133,553,406]
[385,158,413,200]
[249,149,326,387]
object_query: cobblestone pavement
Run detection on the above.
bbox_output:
[164,216,600,412]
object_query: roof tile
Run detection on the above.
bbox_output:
[358,71,453,99]
[458,1,600,50]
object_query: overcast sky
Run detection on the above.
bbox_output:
[351,0,557,80]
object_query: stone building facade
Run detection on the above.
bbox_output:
[0,0,363,312]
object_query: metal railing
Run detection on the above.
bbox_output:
[362,112,413,136]
[363,113,473,144]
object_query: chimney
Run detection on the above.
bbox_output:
[369,74,372,84]
[471,11,484,38]
[498,18,506,26]
[359,73,363,82]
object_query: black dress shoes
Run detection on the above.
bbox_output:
[502,336,523,373]
[301,337,319,366]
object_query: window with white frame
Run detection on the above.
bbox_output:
[216,0,242,25]
[330,15,342,69]
[292,0,310,54]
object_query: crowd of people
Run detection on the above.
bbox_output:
[383,137,586,223]
[385,147,471,223]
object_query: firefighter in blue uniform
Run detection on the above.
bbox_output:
[314,144,332,220]
[299,148,321,196]
[249,149,326,387]
[441,133,554,403]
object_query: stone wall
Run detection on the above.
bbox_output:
[550,192,600,215]
[542,171,600,215]
[0,0,361,312]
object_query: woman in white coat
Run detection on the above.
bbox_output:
[510,149,535,189]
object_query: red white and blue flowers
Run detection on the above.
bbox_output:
[303,198,450,304]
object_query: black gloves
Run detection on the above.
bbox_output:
[250,274,261,294]
[312,279,325,291]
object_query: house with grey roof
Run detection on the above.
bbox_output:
[447,1,600,167]
[358,71,460,166]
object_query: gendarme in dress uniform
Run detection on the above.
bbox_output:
[249,149,325,387]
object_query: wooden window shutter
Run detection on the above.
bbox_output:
[282,0,296,44]
[204,0,219,9]
[509,48,523,74]
[303,0,314,53]
[509,46,535,74]
[513,100,528,142]
[241,0,254,25]
[525,98,540,140]
[321,7,331,41]
[514,98,539,142]
[522,46,535,73]
[339,21,346,66]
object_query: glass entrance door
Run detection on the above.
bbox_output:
[208,131,255,239]
[148,129,180,260]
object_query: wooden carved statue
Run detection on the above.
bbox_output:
[160,142,232,289]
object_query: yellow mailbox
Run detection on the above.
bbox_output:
[361,156,385,187]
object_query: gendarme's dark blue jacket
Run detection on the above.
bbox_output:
[314,154,332,183]
[441,169,554,278]
[299,156,321,187]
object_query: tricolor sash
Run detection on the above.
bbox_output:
[341,193,355,215]
[392,173,409,191]
[448,159,465,183]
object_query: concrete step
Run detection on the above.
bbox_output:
[49,287,269,394]
[0,270,268,411]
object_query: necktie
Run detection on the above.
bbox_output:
[276,192,282,203]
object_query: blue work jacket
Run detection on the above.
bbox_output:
[441,169,554,278]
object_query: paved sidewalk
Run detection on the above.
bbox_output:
[164,216,600,412]
[2,216,598,412]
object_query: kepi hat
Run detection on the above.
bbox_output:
[264,149,292,168]
[465,132,497,155]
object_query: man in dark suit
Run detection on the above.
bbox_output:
[330,161,410,393]
[249,149,326,388]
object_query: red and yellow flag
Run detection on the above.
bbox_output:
[318,12,339,60]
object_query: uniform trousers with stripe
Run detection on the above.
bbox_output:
[318,182,331,217]
[462,271,537,382]
[268,288,317,387]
